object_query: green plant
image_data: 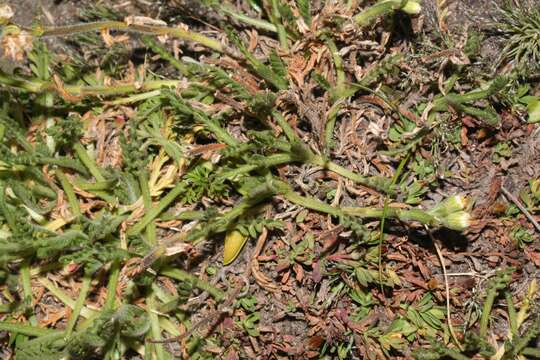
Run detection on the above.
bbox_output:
[492,0,540,73]
[354,0,422,27]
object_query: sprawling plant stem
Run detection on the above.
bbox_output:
[273,111,394,194]
[0,69,179,98]
[354,0,421,27]
[220,5,277,32]
[0,322,61,337]
[31,21,223,52]
[160,267,225,301]
[279,181,439,226]
[479,268,513,337]
[65,274,92,337]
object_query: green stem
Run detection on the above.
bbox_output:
[37,156,88,175]
[325,37,345,91]
[0,69,42,92]
[354,0,413,26]
[159,318,181,336]
[33,21,223,53]
[64,80,179,97]
[505,290,518,339]
[128,182,185,236]
[523,347,540,357]
[324,102,342,153]
[73,178,115,191]
[344,206,438,224]
[378,153,409,291]
[0,321,60,337]
[0,183,16,230]
[140,172,157,246]
[480,290,497,337]
[281,185,438,226]
[73,142,105,182]
[310,155,394,194]
[160,267,225,301]
[108,89,162,105]
[56,169,81,218]
[65,274,92,337]
[0,68,179,98]
[20,262,37,326]
[104,262,120,311]
[146,293,166,360]
[38,278,76,307]
[220,5,277,32]
[193,112,238,147]
[507,317,540,358]
[29,182,57,199]
[283,190,342,216]
[218,153,295,180]
[270,0,289,50]
[141,181,278,269]
[442,348,471,360]
[142,36,190,75]
[37,277,97,319]
[272,111,298,143]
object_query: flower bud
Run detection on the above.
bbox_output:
[428,195,468,219]
[441,211,471,231]
[1,25,33,62]
[0,4,13,25]
[401,0,422,15]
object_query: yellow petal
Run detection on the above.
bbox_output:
[223,230,248,265]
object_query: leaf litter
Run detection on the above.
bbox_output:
[0,0,539,359]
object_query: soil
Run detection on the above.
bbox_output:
[1,0,540,359]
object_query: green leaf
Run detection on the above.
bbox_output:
[226,27,288,90]
[521,96,540,123]
[269,50,288,80]
[296,0,311,25]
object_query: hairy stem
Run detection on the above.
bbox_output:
[310,155,395,194]
[160,267,225,301]
[73,143,105,182]
[220,5,277,32]
[65,274,92,337]
[281,186,439,226]
[146,293,166,360]
[104,262,120,311]
[140,171,157,246]
[354,0,419,27]
[0,321,60,337]
[56,169,81,218]
[32,21,223,53]
[20,262,37,326]
[128,182,185,236]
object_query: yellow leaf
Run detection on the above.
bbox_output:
[223,230,248,265]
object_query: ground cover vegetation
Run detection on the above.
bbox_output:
[0,0,539,358]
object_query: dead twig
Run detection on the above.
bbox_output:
[501,185,540,233]
[425,225,464,351]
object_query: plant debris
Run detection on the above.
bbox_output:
[0,0,539,359]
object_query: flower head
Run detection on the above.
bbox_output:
[428,195,468,219]
[401,0,422,15]
[441,211,471,231]
[1,26,33,61]
[0,4,14,25]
